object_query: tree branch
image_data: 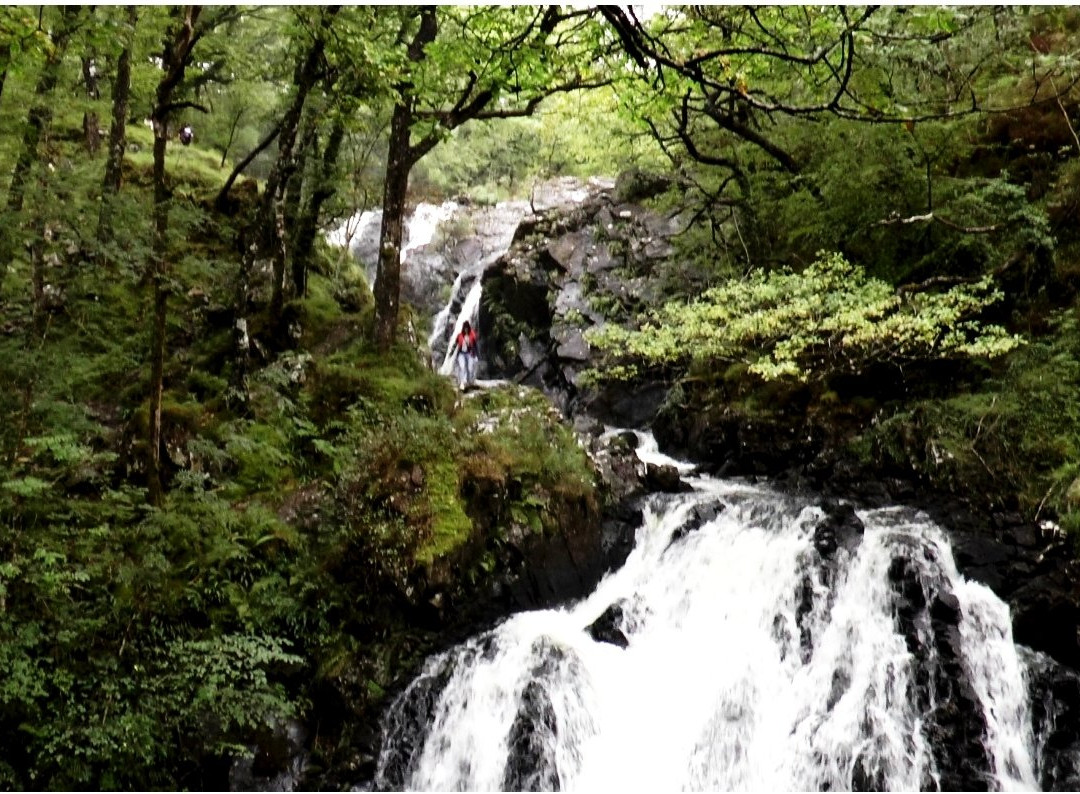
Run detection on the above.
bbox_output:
[159,100,209,116]
[214,119,283,210]
[875,211,1003,234]
[701,96,800,172]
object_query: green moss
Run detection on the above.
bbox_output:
[124,124,232,194]
[413,460,473,565]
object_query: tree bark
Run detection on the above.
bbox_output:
[147,123,171,506]
[370,5,577,350]
[277,113,318,301]
[282,115,317,233]
[0,8,79,294]
[0,43,10,109]
[219,106,244,168]
[213,120,282,212]
[373,102,415,352]
[81,54,100,99]
[30,223,45,334]
[373,7,438,352]
[82,112,101,154]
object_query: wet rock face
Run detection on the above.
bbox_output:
[812,501,864,558]
[586,600,630,649]
[934,509,1080,673]
[374,652,459,790]
[645,461,692,493]
[502,637,582,791]
[1027,650,1080,790]
[503,681,561,791]
[886,554,992,791]
[478,177,680,423]
[587,431,647,568]
[229,720,309,792]
[667,501,724,549]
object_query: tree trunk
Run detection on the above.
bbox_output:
[83,112,101,154]
[30,223,45,334]
[282,115,316,233]
[0,8,79,293]
[271,117,315,317]
[219,106,244,168]
[261,10,338,327]
[100,7,136,199]
[214,120,281,212]
[81,54,100,99]
[147,127,170,506]
[374,102,414,353]
[146,5,203,506]
[291,116,346,297]
[373,7,438,352]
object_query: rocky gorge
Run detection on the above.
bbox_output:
[320,173,1080,790]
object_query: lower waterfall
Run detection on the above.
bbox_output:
[374,439,1077,792]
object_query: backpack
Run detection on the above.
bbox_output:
[457,328,476,354]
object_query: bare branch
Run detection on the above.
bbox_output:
[159,100,209,116]
[875,211,1003,234]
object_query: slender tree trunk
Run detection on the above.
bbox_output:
[272,117,316,315]
[0,8,79,294]
[219,106,244,167]
[214,120,282,212]
[373,7,437,352]
[81,54,100,99]
[81,52,101,154]
[374,103,414,352]
[291,116,346,297]
[282,115,316,233]
[30,221,45,334]
[100,7,136,200]
[146,5,203,506]
[254,6,338,328]
[147,123,170,506]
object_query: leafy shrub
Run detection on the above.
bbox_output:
[587,251,1023,384]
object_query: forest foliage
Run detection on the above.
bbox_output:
[1,4,1080,789]
[587,252,1024,383]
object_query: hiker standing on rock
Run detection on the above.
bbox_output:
[453,320,478,390]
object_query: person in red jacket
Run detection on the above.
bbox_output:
[453,320,478,390]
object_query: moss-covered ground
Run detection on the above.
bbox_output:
[0,122,598,789]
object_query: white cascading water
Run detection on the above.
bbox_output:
[375,434,1074,792]
[327,201,461,284]
[327,178,614,378]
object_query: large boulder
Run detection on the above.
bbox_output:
[478,181,682,425]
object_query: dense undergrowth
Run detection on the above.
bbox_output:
[0,132,598,789]
[588,95,1080,536]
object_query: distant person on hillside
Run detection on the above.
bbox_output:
[453,320,478,390]
[179,124,193,146]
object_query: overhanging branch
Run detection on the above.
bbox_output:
[875,211,1003,234]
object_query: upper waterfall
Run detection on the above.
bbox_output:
[327,177,614,372]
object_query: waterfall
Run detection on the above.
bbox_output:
[327,202,461,286]
[328,179,614,383]
[375,434,1080,792]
